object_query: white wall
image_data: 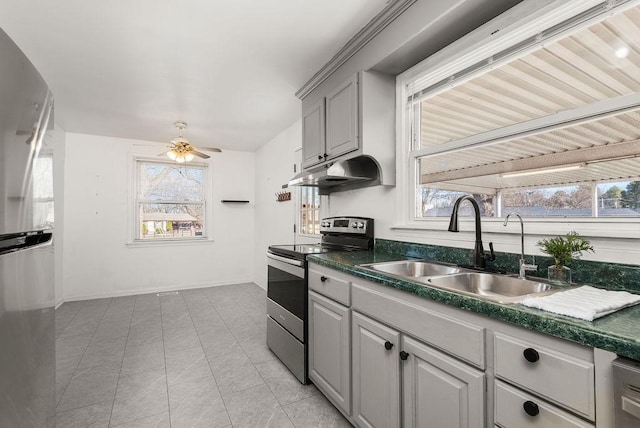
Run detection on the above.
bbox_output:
[253,120,319,289]
[62,132,255,301]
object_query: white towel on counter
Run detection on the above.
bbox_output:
[521,285,640,321]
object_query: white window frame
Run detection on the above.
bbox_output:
[32,152,55,229]
[128,156,214,246]
[394,0,640,239]
[297,186,321,237]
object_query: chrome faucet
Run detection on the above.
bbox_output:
[503,212,538,279]
[448,195,495,270]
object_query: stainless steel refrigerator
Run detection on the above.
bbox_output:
[0,28,56,427]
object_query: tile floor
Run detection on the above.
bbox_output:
[55,283,352,427]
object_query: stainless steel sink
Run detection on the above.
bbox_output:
[424,272,554,303]
[359,260,560,303]
[360,260,463,277]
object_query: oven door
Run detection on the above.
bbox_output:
[266,251,308,383]
[266,252,305,340]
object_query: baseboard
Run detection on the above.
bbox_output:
[254,279,266,291]
[55,298,65,310]
[62,278,255,303]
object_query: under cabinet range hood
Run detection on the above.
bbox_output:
[288,155,381,194]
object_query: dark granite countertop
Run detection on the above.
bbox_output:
[308,250,640,360]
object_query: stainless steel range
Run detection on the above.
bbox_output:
[266,216,374,383]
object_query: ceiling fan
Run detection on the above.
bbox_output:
[161,121,221,163]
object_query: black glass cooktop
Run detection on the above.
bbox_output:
[268,243,359,261]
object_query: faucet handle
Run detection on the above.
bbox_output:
[485,242,496,262]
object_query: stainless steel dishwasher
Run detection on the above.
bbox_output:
[613,357,640,427]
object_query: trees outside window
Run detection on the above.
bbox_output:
[135,160,207,240]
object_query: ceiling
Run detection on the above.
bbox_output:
[0,0,389,151]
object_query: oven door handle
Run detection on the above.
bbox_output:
[266,252,304,267]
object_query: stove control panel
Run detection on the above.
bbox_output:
[320,217,373,236]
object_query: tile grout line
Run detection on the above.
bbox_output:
[106,297,139,427]
[185,290,234,423]
[199,290,245,424]
[55,304,80,339]
[239,288,299,427]
[159,292,179,428]
[201,288,298,427]
[56,299,113,414]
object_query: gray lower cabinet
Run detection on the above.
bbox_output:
[352,312,401,428]
[352,311,484,428]
[308,290,351,416]
[402,335,485,428]
[308,263,608,427]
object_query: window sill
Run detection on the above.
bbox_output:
[126,238,215,248]
[391,218,640,240]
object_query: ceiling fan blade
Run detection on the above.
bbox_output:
[158,150,169,156]
[198,147,222,153]
[191,150,210,159]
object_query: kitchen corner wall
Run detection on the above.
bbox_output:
[52,124,65,308]
[61,132,255,301]
[253,119,318,290]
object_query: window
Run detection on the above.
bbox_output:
[135,160,207,241]
[299,186,320,235]
[32,154,54,229]
[399,0,640,232]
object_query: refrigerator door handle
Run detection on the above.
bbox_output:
[0,231,53,256]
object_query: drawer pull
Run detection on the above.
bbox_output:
[399,351,409,361]
[523,400,540,417]
[523,347,540,363]
[320,276,328,282]
[384,341,394,350]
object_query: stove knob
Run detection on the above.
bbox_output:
[357,222,365,229]
[351,222,358,229]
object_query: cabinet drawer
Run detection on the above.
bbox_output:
[494,333,594,420]
[495,381,594,428]
[309,268,350,306]
[352,281,485,368]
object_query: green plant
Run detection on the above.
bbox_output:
[537,231,594,268]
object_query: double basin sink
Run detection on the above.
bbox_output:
[358,260,558,303]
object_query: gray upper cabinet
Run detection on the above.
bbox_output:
[352,312,401,428]
[301,73,360,169]
[402,335,485,428]
[299,71,395,185]
[325,74,359,160]
[301,98,326,169]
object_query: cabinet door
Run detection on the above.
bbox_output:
[308,290,351,415]
[326,74,359,159]
[352,312,401,428]
[301,98,325,169]
[402,336,485,428]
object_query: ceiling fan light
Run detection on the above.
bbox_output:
[175,156,186,163]
[185,153,195,162]
[167,150,177,160]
